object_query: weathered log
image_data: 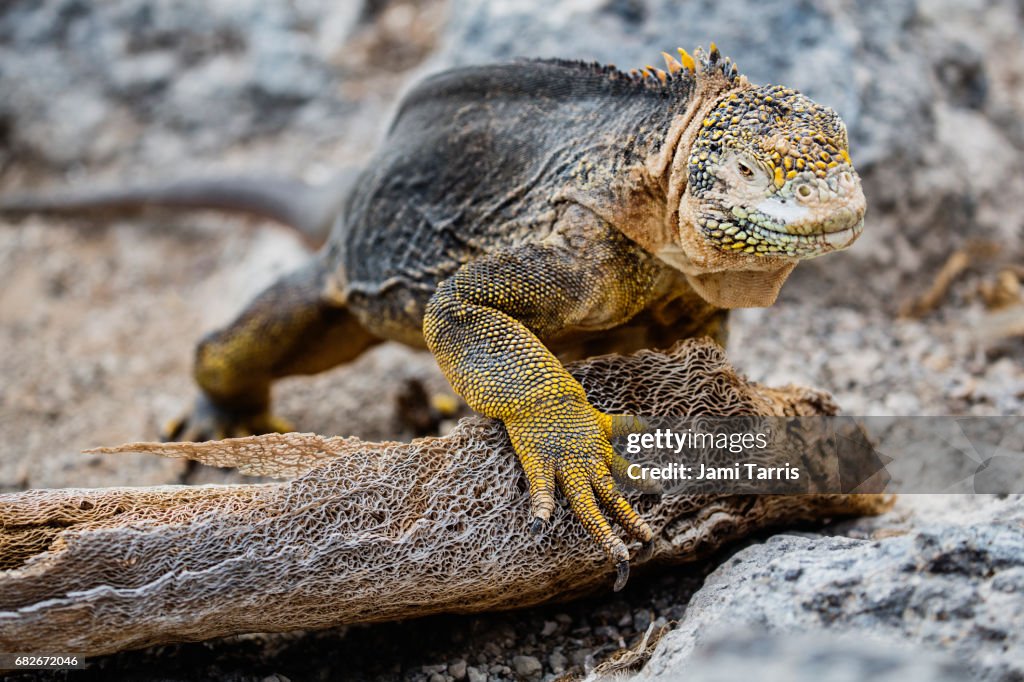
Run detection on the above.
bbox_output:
[0,340,891,658]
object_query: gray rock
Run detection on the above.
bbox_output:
[0,0,361,167]
[628,629,968,682]
[632,610,652,633]
[512,654,543,678]
[548,651,567,674]
[466,666,487,682]
[632,495,1024,682]
[570,648,590,669]
[449,658,468,680]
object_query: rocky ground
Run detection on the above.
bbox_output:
[1,1,1023,680]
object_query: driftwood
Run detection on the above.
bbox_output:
[0,340,890,658]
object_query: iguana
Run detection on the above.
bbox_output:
[0,45,866,588]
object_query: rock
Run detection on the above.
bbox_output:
[466,666,487,682]
[632,610,652,634]
[512,654,543,678]
[621,629,968,682]
[449,658,468,680]
[548,651,567,674]
[632,495,1024,682]
[0,0,363,168]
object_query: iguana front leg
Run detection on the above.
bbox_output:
[164,257,380,441]
[423,240,656,589]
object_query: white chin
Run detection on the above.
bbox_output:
[822,221,864,250]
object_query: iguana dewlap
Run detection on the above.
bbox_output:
[1,46,866,589]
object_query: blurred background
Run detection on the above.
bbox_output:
[0,1,1022,680]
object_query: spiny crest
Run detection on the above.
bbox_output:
[630,43,742,91]
[537,43,741,97]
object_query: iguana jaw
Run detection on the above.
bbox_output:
[689,161,866,260]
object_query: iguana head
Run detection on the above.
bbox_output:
[646,45,866,308]
[682,85,865,259]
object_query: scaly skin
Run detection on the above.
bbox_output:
[422,235,662,583]
[162,44,866,588]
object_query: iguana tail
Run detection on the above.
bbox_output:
[0,171,359,248]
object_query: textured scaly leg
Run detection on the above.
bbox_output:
[165,255,380,441]
[424,238,659,589]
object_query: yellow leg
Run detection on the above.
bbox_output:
[424,240,659,589]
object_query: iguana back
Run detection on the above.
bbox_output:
[339,60,682,295]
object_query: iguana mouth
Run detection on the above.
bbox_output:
[753,218,864,256]
[696,212,864,258]
[820,221,864,248]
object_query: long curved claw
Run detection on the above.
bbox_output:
[614,560,630,592]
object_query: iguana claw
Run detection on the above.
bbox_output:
[614,559,630,592]
[506,403,654,580]
[635,539,656,564]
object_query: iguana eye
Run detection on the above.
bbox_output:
[737,160,755,178]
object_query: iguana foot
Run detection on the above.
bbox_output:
[507,404,653,591]
[162,394,294,442]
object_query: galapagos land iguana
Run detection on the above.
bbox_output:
[0,45,867,589]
